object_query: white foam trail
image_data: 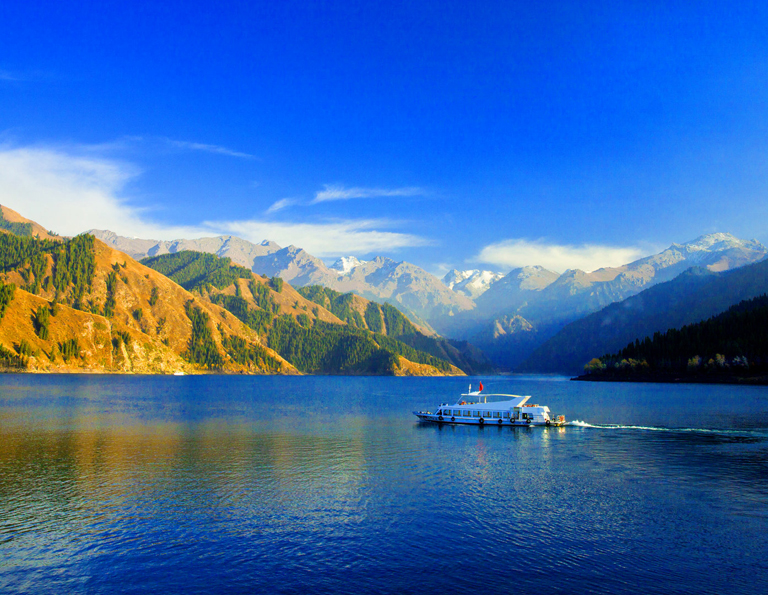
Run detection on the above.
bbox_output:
[567,420,768,438]
[568,420,666,431]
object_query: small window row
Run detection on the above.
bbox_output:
[438,410,511,418]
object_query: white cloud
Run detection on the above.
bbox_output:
[312,184,423,203]
[72,136,257,159]
[0,145,429,256]
[476,238,647,273]
[0,146,207,239]
[212,218,431,256]
[162,138,257,159]
[265,198,297,214]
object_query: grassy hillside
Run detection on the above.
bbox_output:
[0,205,58,240]
[141,252,465,376]
[296,285,495,374]
[519,260,768,374]
[0,234,296,374]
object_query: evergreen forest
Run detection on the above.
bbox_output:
[297,285,494,374]
[583,294,768,381]
[0,233,96,307]
[0,209,34,236]
[141,251,254,291]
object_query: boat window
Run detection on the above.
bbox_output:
[493,412,501,418]
[463,410,471,417]
[473,411,480,417]
[503,412,509,418]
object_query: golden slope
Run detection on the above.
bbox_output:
[0,205,59,241]
[88,239,297,373]
[0,239,297,374]
[393,356,464,377]
[0,203,461,375]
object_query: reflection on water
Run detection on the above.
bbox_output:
[0,375,767,594]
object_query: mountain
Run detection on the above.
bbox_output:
[0,233,296,374]
[91,230,475,326]
[442,269,504,298]
[326,256,474,322]
[88,229,767,371]
[140,251,466,376]
[460,233,768,369]
[472,266,560,316]
[1,205,59,241]
[519,256,768,374]
[479,233,766,325]
[89,230,281,266]
[294,285,495,374]
[1,214,463,376]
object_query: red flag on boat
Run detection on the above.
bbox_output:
[478,382,484,392]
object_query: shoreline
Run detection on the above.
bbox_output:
[572,372,768,386]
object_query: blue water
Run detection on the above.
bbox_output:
[1,375,767,594]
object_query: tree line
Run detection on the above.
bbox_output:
[584,294,768,379]
[141,251,254,292]
[0,233,96,309]
[0,209,34,237]
[297,285,366,327]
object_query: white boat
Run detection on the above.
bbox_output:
[414,384,566,427]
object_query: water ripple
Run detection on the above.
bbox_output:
[1,376,768,595]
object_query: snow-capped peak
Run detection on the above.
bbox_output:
[679,232,754,253]
[330,256,367,274]
[442,269,478,288]
[443,269,504,297]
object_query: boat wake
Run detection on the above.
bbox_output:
[567,420,768,439]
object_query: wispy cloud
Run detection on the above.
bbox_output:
[160,138,257,159]
[265,198,297,214]
[476,238,647,273]
[0,145,429,256]
[73,136,257,159]
[0,69,58,83]
[213,218,431,256]
[312,184,423,203]
[0,70,23,82]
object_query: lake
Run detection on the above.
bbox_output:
[1,374,767,594]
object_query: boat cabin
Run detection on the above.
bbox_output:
[432,393,554,424]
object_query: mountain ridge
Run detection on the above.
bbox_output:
[459,233,768,368]
[88,228,768,371]
[0,214,464,376]
[90,230,475,327]
[518,257,768,374]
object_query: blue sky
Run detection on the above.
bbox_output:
[2,1,768,275]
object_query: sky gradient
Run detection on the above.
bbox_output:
[2,1,768,275]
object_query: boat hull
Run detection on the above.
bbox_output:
[414,413,565,427]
